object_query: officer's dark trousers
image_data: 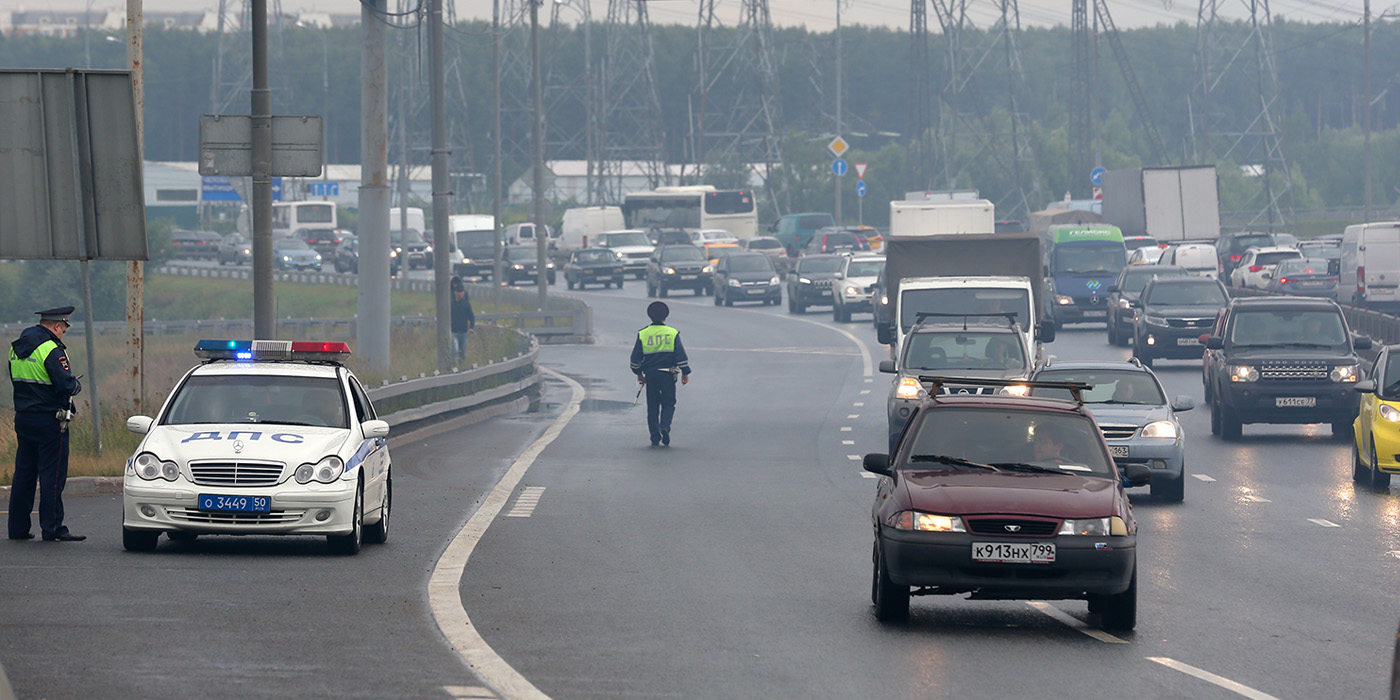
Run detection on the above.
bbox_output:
[8,412,70,538]
[644,370,677,444]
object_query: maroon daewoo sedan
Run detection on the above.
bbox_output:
[865,377,1152,630]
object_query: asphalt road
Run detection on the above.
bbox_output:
[3,276,1399,699]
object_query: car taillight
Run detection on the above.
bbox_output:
[1278,277,1289,284]
[1230,254,1242,261]
[1248,265,1263,272]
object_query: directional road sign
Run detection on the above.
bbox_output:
[832,158,848,176]
[310,181,340,198]
[828,136,849,158]
[856,180,867,198]
[1090,167,1107,186]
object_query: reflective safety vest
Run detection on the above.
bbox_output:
[638,324,679,354]
[9,340,57,385]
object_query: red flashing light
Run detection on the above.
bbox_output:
[291,341,351,354]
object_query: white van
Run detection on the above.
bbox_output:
[449,214,496,279]
[505,222,556,248]
[1162,242,1219,278]
[1340,222,1400,307]
[558,206,624,251]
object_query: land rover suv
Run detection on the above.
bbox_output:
[1201,297,1371,440]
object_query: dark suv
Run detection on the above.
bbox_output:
[1129,276,1229,367]
[1202,297,1371,439]
[787,254,844,313]
[864,376,1149,628]
[1106,265,1189,346]
[646,244,712,297]
[1216,231,1277,282]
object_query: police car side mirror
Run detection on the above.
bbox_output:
[126,415,154,435]
[362,419,391,438]
[1355,336,1373,351]
[863,453,892,477]
[879,359,897,374]
[1355,379,1377,394]
[1171,395,1195,412]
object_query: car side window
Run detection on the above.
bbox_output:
[348,377,376,422]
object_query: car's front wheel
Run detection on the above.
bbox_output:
[1096,564,1137,631]
[1354,438,1369,483]
[123,527,159,552]
[1372,442,1392,491]
[872,541,910,622]
[327,484,363,555]
[364,477,390,544]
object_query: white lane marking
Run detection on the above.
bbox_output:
[505,487,546,518]
[864,378,872,383]
[860,389,871,395]
[860,472,878,479]
[847,455,861,461]
[853,402,865,407]
[444,686,498,699]
[1026,602,1127,644]
[847,414,860,419]
[840,427,852,432]
[1308,518,1340,528]
[1147,657,1283,700]
[429,368,584,700]
[842,440,855,445]
[1242,494,1271,503]
[1193,474,1217,482]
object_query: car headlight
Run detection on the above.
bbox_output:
[241,248,251,255]
[1381,404,1400,422]
[889,511,966,532]
[895,377,923,401]
[1117,297,1132,309]
[425,245,433,253]
[282,255,291,261]
[799,277,812,284]
[1141,420,1178,439]
[315,254,323,261]
[728,278,742,287]
[702,266,713,273]
[546,262,555,269]
[390,250,398,258]
[513,263,524,270]
[1143,315,1168,326]
[296,455,345,485]
[1331,364,1360,382]
[844,285,859,296]
[460,257,473,264]
[769,276,780,285]
[1228,364,1259,382]
[1056,295,1074,305]
[665,267,676,275]
[880,295,888,305]
[1058,517,1110,536]
[999,384,1029,396]
[131,452,179,482]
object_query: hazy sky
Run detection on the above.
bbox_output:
[5,0,1379,32]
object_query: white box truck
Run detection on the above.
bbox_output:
[558,206,625,251]
[1101,165,1220,243]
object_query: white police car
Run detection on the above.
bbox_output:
[122,340,392,554]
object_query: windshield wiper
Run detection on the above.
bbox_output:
[987,462,1073,475]
[909,454,1000,471]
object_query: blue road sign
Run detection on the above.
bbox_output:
[271,177,283,202]
[310,181,340,198]
[856,180,867,198]
[201,176,241,202]
[1090,167,1107,186]
[832,158,848,177]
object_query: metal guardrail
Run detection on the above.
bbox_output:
[367,336,540,428]
[152,263,592,342]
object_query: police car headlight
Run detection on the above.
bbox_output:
[294,464,316,484]
[133,452,178,482]
[1381,404,1400,422]
[1331,364,1360,382]
[305,455,345,484]
[1058,517,1111,536]
[1141,420,1178,439]
[728,278,742,287]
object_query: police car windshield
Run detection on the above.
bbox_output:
[163,375,348,428]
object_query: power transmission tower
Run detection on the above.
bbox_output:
[1069,0,1092,199]
[1192,0,1294,230]
[546,0,596,202]
[694,0,785,207]
[910,0,933,189]
[597,0,667,203]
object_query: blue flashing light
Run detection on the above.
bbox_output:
[235,351,254,360]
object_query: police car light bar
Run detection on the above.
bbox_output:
[194,339,352,362]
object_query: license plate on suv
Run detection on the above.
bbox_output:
[972,542,1055,564]
[1276,397,1317,407]
[1177,337,1200,346]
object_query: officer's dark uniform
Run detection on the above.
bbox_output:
[630,301,691,447]
[8,307,84,542]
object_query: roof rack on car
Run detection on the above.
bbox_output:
[912,311,1019,331]
[916,375,1092,404]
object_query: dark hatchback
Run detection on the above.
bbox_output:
[1106,264,1189,346]
[712,251,781,306]
[1130,276,1229,367]
[787,254,844,313]
[334,235,402,275]
[865,379,1147,629]
[1203,296,1369,439]
[646,244,712,297]
[563,248,624,290]
[1264,258,1339,300]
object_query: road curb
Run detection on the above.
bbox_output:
[0,475,122,499]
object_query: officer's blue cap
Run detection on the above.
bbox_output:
[36,306,75,322]
[647,301,668,323]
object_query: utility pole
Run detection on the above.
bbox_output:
[833,0,842,225]
[429,0,453,371]
[493,0,504,301]
[532,0,549,309]
[1364,0,1373,222]
[125,0,145,412]
[252,0,274,338]
[359,0,392,372]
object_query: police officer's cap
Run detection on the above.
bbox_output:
[36,306,75,323]
[647,301,669,323]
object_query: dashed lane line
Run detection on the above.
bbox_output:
[1193,474,1217,482]
[1147,657,1283,700]
[505,487,546,518]
[428,368,585,700]
[860,472,878,479]
[840,427,852,432]
[444,686,498,699]
[842,440,855,445]
[1026,602,1126,644]
[1242,494,1271,503]
[847,455,861,461]
[847,414,860,419]
[1308,518,1340,528]
[853,402,865,407]
[860,389,871,395]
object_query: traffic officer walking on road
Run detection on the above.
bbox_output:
[8,306,85,542]
[630,301,692,447]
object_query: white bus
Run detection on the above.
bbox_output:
[274,200,337,236]
[621,186,758,241]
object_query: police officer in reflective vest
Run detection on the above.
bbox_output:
[8,306,84,542]
[630,301,692,447]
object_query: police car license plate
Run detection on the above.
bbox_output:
[198,494,271,512]
[1177,337,1200,346]
[972,542,1054,564]
[1110,445,1130,457]
[1276,397,1317,407]
[1083,310,1107,318]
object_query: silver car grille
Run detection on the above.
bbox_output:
[189,461,285,487]
[167,508,304,525]
[1260,364,1328,381]
[1099,424,1138,440]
